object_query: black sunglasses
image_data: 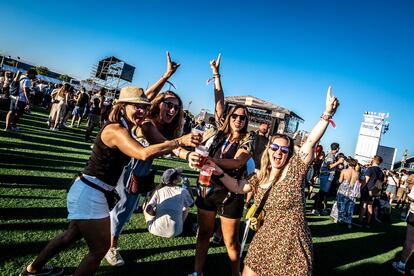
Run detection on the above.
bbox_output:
[269,143,290,154]
[230,114,247,121]
[163,101,181,110]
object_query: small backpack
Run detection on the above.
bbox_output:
[9,77,28,97]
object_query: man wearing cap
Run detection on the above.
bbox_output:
[143,168,194,238]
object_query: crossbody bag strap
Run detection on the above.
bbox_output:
[253,184,273,218]
[80,176,109,195]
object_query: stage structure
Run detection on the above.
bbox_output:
[224,96,304,135]
[354,111,391,167]
[88,56,135,99]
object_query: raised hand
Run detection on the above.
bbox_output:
[210,53,221,74]
[325,86,339,116]
[164,51,180,78]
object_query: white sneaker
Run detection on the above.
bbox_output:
[392,260,406,274]
[105,247,125,266]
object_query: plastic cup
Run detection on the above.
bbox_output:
[195,145,209,169]
[198,165,213,186]
[192,128,204,140]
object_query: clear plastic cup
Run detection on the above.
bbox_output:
[195,145,209,169]
[192,128,204,139]
[198,165,213,185]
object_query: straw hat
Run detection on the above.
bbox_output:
[115,86,151,105]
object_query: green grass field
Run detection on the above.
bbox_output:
[0,107,408,275]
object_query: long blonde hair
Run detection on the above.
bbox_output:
[249,134,294,189]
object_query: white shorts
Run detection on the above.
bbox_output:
[67,175,111,220]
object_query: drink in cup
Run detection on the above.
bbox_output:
[192,128,204,141]
[198,165,213,186]
[195,145,209,169]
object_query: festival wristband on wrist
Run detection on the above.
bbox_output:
[217,172,225,179]
[206,74,221,85]
[185,151,191,162]
[321,113,336,128]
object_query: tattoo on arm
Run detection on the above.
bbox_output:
[300,151,309,161]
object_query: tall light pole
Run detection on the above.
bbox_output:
[187,100,192,111]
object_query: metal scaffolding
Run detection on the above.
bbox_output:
[88,56,135,99]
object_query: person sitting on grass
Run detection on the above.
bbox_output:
[143,168,194,238]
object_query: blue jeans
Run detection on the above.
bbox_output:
[110,159,153,237]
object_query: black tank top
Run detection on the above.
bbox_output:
[83,123,131,186]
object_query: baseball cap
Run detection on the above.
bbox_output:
[162,168,183,185]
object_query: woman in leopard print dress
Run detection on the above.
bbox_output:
[207,86,339,275]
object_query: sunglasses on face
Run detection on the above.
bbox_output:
[163,101,181,110]
[269,143,290,154]
[131,104,149,111]
[230,114,247,121]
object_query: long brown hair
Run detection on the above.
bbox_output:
[146,91,183,140]
[108,103,126,123]
[249,134,294,189]
[218,105,249,142]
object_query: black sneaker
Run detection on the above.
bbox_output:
[20,264,64,276]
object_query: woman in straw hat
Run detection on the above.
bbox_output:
[20,86,201,276]
[106,52,203,266]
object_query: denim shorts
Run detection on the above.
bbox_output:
[67,175,112,220]
[72,106,85,117]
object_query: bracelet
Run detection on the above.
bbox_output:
[217,172,225,179]
[185,151,191,162]
[320,113,332,121]
[320,113,337,128]
[173,139,180,148]
[213,73,220,78]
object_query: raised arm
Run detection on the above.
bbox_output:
[210,54,225,123]
[299,86,339,165]
[145,51,180,102]
[101,124,200,161]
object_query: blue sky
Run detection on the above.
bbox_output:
[1,0,413,161]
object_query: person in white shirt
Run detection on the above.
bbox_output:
[4,69,36,131]
[143,168,194,238]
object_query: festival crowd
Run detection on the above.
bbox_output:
[1,52,413,276]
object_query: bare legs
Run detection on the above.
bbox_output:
[26,217,110,276]
[194,209,241,276]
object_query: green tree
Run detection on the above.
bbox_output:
[58,74,71,82]
[35,66,49,76]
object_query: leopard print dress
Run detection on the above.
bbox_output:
[244,153,313,275]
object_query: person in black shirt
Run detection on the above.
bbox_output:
[358,155,384,227]
[20,87,201,276]
[253,122,269,170]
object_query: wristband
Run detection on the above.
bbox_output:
[321,113,336,128]
[185,151,191,162]
[217,172,225,179]
[173,139,180,148]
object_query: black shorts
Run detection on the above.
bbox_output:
[407,212,414,227]
[195,188,244,219]
[360,186,374,203]
[9,99,26,116]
